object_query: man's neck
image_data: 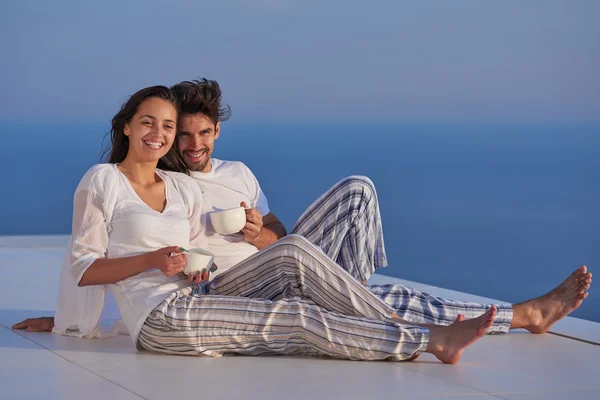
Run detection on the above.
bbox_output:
[195,159,213,174]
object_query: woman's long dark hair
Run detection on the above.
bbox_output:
[101,86,188,174]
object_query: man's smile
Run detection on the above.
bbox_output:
[184,149,208,161]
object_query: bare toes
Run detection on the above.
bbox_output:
[571,265,586,278]
[577,273,592,283]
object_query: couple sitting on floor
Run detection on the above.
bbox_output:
[13,79,592,364]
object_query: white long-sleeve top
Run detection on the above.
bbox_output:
[53,164,206,346]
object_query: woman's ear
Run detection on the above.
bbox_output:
[124,124,130,136]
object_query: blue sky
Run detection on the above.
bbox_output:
[1,0,599,124]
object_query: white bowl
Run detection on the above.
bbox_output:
[183,247,215,275]
[210,206,247,235]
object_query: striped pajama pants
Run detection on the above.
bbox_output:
[140,235,429,361]
[140,176,512,360]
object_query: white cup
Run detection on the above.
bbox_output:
[183,248,215,275]
[210,206,247,235]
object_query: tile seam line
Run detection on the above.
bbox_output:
[0,324,147,400]
[397,363,492,395]
[423,394,507,399]
[548,331,599,346]
[490,389,600,396]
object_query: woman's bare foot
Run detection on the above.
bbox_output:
[426,306,497,364]
[512,265,592,334]
[12,317,55,332]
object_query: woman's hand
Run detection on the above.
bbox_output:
[146,246,187,277]
[187,264,219,284]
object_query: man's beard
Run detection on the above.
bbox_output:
[183,149,210,172]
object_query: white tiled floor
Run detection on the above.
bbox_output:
[0,235,598,400]
[0,327,141,400]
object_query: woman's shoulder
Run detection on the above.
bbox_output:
[84,163,115,175]
[77,163,118,192]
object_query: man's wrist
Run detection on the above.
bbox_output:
[248,227,264,245]
[249,227,278,250]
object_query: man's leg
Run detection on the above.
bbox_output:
[289,176,513,333]
[290,175,387,283]
[289,176,592,334]
[370,265,591,334]
[369,284,512,334]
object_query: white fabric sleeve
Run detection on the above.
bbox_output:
[242,163,270,216]
[54,165,119,339]
[69,170,110,284]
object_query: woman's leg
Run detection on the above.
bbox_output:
[138,285,429,361]
[139,236,498,363]
[209,235,394,321]
[290,175,387,283]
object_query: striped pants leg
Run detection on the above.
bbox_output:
[290,175,388,282]
[290,175,513,334]
[139,235,429,361]
[369,285,512,334]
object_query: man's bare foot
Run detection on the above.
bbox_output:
[426,306,497,364]
[513,265,592,334]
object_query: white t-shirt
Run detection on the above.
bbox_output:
[54,164,205,345]
[190,158,269,273]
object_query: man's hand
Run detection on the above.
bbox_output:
[12,317,55,332]
[239,203,287,250]
[240,201,263,242]
[145,246,187,277]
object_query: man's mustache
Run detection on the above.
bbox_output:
[183,148,209,154]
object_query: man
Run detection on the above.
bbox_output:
[15,79,592,345]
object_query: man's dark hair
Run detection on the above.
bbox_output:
[170,78,231,125]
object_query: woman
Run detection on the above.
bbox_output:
[21,85,497,363]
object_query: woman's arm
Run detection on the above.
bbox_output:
[78,246,185,287]
[70,169,187,287]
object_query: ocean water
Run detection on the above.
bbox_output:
[1,122,599,322]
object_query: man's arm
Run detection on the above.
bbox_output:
[253,212,287,249]
[241,202,287,250]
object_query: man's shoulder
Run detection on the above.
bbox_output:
[212,158,252,174]
[159,170,200,190]
[159,170,202,201]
